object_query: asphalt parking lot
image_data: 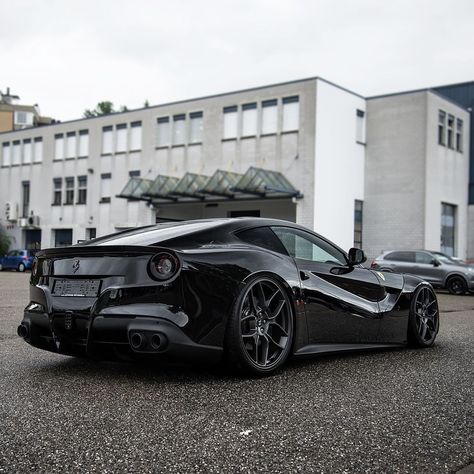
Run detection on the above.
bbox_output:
[0,272,472,473]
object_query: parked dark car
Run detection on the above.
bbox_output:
[371,249,474,295]
[0,249,35,272]
[18,218,439,375]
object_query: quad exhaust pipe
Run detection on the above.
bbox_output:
[17,324,29,338]
[129,331,168,352]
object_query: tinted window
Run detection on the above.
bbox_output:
[416,252,434,264]
[237,227,288,254]
[272,227,346,265]
[384,251,415,262]
[88,220,228,247]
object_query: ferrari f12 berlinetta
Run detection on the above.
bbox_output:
[19,218,439,375]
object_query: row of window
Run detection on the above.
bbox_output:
[55,130,89,160]
[222,96,299,140]
[2,138,43,166]
[438,110,463,152]
[156,112,203,147]
[52,176,88,205]
[50,171,143,206]
[102,121,142,155]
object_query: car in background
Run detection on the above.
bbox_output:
[371,249,474,295]
[0,250,35,272]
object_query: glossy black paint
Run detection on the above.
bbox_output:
[19,218,431,364]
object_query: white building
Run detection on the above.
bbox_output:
[0,77,470,258]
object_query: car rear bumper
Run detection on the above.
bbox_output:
[19,310,223,363]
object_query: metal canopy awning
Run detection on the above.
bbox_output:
[117,177,153,200]
[142,175,180,200]
[116,167,302,204]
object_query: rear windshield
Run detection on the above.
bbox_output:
[85,220,228,247]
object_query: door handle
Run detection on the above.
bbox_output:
[300,271,310,281]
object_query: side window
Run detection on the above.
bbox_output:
[272,227,347,265]
[416,252,434,264]
[237,227,288,254]
[385,251,415,262]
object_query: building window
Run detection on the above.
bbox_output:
[54,133,64,160]
[23,139,32,164]
[78,130,89,157]
[441,203,456,256]
[22,181,30,218]
[354,200,363,249]
[447,114,454,149]
[356,109,366,144]
[242,103,257,137]
[438,110,446,146]
[2,142,11,166]
[66,131,76,158]
[189,112,203,143]
[282,96,299,132]
[261,99,278,135]
[157,117,170,147]
[53,178,62,205]
[102,126,113,154]
[223,106,238,139]
[129,170,140,177]
[77,175,87,204]
[54,229,73,248]
[12,140,21,165]
[100,173,112,203]
[115,123,127,153]
[130,121,142,150]
[456,119,463,152]
[65,177,74,205]
[33,137,43,163]
[14,111,34,126]
[86,228,96,240]
[172,114,186,145]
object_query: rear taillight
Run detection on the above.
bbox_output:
[25,255,31,261]
[370,260,378,269]
[148,252,180,282]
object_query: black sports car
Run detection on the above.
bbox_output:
[19,218,439,375]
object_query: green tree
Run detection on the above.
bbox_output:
[0,224,10,256]
[83,101,116,118]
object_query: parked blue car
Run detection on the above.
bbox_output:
[0,250,35,272]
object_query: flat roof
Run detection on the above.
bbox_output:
[0,76,364,137]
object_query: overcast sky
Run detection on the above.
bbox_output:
[2,0,473,120]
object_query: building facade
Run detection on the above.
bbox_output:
[364,90,469,259]
[0,77,470,259]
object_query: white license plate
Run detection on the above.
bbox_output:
[52,279,101,297]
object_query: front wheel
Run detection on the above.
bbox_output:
[408,285,439,347]
[446,276,467,295]
[226,275,294,375]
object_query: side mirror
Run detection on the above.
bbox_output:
[431,259,441,267]
[348,248,367,266]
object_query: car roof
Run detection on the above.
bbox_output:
[80,217,345,251]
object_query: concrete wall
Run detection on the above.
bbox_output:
[314,79,366,250]
[364,90,469,259]
[364,92,428,259]
[424,93,469,258]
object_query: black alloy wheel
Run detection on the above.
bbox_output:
[408,285,439,347]
[226,276,294,375]
[446,276,467,295]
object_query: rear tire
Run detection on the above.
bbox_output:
[226,275,294,376]
[446,276,467,295]
[0,263,3,271]
[17,263,26,272]
[408,285,439,347]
